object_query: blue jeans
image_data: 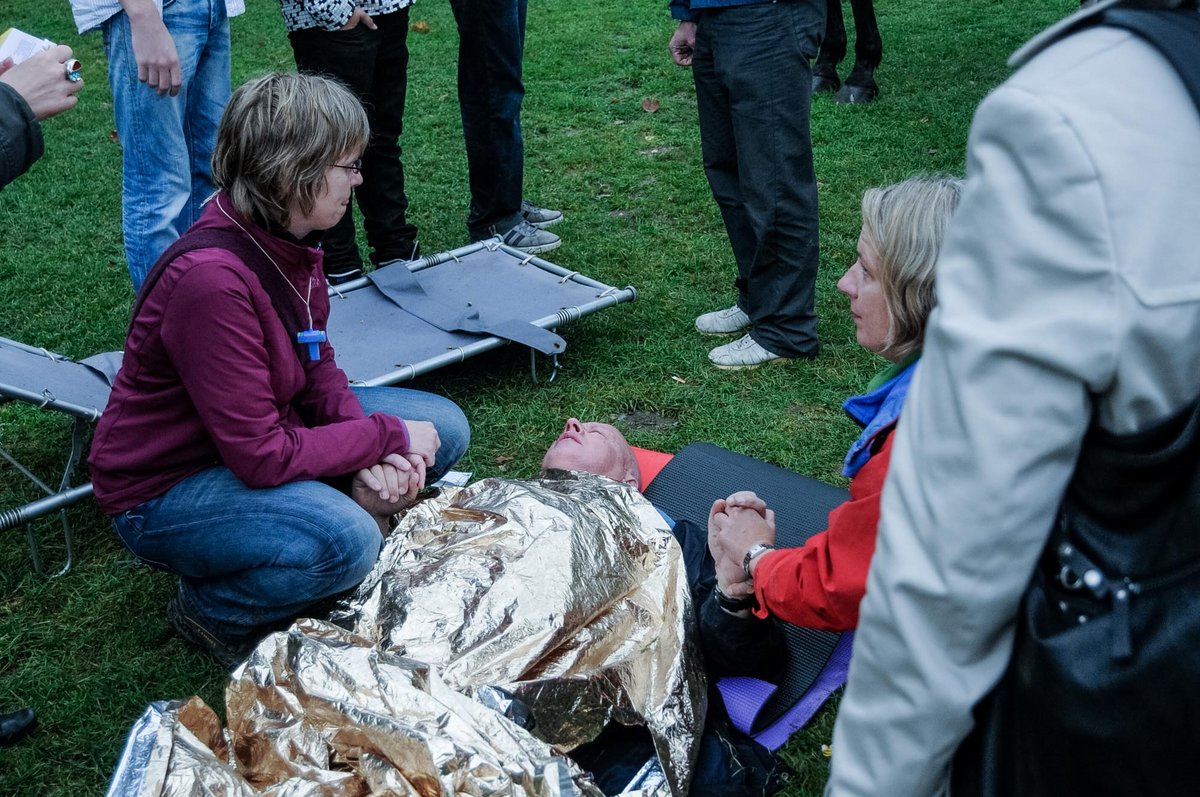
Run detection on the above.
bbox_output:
[102,0,230,292]
[112,387,469,644]
[449,0,527,238]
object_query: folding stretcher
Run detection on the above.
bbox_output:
[328,240,637,385]
[0,240,636,573]
[0,338,120,575]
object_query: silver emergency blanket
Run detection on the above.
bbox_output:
[108,473,705,796]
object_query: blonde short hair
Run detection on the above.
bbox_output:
[860,174,964,359]
[212,72,369,229]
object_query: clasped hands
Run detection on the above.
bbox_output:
[708,490,776,600]
[352,420,440,535]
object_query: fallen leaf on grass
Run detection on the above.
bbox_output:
[495,455,514,464]
[641,98,661,113]
[411,19,431,32]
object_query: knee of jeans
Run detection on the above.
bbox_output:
[433,405,471,478]
[317,512,383,592]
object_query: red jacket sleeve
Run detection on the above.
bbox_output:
[750,430,895,632]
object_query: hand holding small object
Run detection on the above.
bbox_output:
[0,45,83,121]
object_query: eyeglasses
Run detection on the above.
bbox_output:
[332,159,362,175]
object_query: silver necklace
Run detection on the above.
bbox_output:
[216,195,316,328]
[214,195,326,360]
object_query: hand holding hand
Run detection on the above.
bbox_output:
[402,420,441,468]
[708,497,777,597]
[669,21,697,67]
[353,459,414,534]
[722,490,769,516]
[0,46,84,121]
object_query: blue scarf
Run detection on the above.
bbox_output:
[841,352,920,478]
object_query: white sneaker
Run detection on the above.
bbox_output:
[708,334,785,370]
[695,304,750,335]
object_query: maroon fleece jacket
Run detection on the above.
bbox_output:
[88,194,409,515]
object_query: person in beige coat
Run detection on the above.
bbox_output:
[826,3,1200,795]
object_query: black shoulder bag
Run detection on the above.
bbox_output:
[951,7,1200,796]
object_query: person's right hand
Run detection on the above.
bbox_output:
[402,420,441,468]
[669,21,697,67]
[125,0,181,95]
[0,46,84,121]
[340,7,377,30]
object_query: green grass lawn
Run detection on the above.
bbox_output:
[0,0,1071,793]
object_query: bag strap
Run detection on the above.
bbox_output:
[1101,7,1200,113]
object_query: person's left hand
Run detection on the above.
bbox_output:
[352,456,417,534]
[708,497,776,598]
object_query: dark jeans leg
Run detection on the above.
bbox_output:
[449,0,526,238]
[693,2,824,358]
[815,0,846,72]
[289,17,418,273]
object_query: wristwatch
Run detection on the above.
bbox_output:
[714,584,757,613]
[742,542,776,580]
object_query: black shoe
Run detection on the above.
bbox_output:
[373,240,421,267]
[0,708,37,747]
[835,65,879,104]
[325,266,364,286]
[811,63,840,94]
[167,594,256,673]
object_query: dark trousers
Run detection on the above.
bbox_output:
[448,0,526,239]
[289,10,419,276]
[816,0,882,75]
[670,520,785,681]
[693,1,824,358]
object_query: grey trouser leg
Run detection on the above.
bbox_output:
[693,1,825,358]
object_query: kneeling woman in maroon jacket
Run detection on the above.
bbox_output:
[89,73,469,670]
[702,175,961,675]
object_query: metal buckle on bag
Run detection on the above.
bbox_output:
[1054,535,1136,660]
[1056,541,1111,600]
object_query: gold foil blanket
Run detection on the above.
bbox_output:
[107,473,704,797]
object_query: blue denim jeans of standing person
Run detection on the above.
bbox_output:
[102,0,231,292]
[448,0,527,239]
[111,386,470,646]
[288,9,420,278]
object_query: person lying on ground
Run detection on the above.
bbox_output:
[88,72,469,672]
[700,175,962,676]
